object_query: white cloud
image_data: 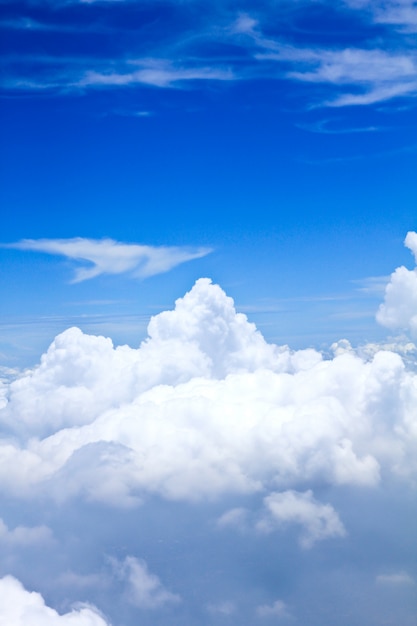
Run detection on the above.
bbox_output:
[0,518,53,546]
[113,556,180,609]
[78,62,234,89]
[216,507,248,531]
[344,0,417,32]
[257,46,417,107]
[257,490,346,549]
[0,575,110,626]
[233,13,417,106]
[377,232,417,335]
[0,238,416,623]
[256,599,291,619]
[6,238,212,283]
[376,572,415,585]
[1,276,417,508]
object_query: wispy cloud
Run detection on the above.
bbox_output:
[297,119,380,134]
[2,1,417,108]
[376,572,415,586]
[254,41,417,107]
[344,0,417,32]
[6,237,212,282]
[77,60,234,89]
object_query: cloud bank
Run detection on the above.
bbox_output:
[6,238,212,282]
[1,275,416,507]
[0,235,416,624]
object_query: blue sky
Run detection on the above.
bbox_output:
[1,0,417,364]
[0,2,417,626]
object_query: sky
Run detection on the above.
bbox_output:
[0,0,417,625]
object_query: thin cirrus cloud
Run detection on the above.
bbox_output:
[240,15,417,107]
[77,61,234,89]
[7,237,212,283]
[343,0,417,31]
[2,1,416,109]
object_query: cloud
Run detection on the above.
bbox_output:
[113,556,180,609]
[256,599,291,619]
[206,601,236,615]
[256,45,417,107]
[6,238,212,283]
[376,572,415,586]
[0,575,110,626]
[256,490,346,548]
[2,1,416,110]
[0,519,53,547]
[78,61,234,89]
[216,507,248,531]
[0,237,416,624]
[344,0,417,32]
[377,231,417,335]
[0,277,416,509]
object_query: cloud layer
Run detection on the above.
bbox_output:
[0,236,416,624]
[2,0,416,108]
[0,274,416,509]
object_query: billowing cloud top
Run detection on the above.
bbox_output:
[6,238,212,282]
[1,275,415,507]
[377,231,417,334]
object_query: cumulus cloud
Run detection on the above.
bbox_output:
[0,277,416,508]
[0,575,110,626]
[113,556,180,609]
[6,238,212,283]
[377,231,417,334]
[0,238,416,624]
[257,490,346,548]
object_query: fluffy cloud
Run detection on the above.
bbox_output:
[257,490,346,548]
[0,277,416,507]
[377,231,417,335]
[0,576,110,626]
[112,557,180,609]
[6,238,211,283]
[0,241,416,625]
